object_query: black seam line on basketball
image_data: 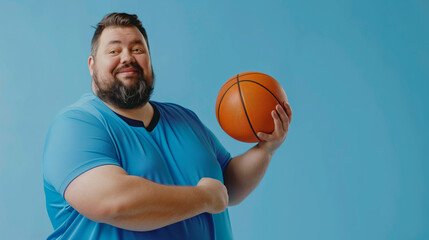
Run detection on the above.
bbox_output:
[236,74,261,141]
[217,82,240,130]
[217,77,256,128]
[237,80,283,105]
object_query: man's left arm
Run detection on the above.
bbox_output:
[223,101,292,206]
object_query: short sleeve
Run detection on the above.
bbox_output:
[204,126,232,172]
[43,109,121,197]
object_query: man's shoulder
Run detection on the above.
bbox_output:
[53,93,110,125]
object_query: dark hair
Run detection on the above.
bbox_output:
[90,13,149,57]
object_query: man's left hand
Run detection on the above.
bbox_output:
[256,101,292,156]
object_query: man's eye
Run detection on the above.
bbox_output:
[109,49,120,55]
[133,48,143,53]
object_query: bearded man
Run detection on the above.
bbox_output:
[43,12,292,240]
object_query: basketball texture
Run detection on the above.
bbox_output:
[215,72,288,143]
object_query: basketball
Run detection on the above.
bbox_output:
[215,72,288,143]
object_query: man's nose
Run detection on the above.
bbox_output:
[121,50,136,64]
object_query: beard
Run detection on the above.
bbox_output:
[93,63,154,109]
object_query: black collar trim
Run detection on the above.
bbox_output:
[114,102,160,132]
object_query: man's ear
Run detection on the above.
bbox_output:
[88,56,94,77]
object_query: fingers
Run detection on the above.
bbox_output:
[256,109,281,141]
[257,101,292,142]
[283,101,292,124]
[272,107,284,133]
[275,103,289,131]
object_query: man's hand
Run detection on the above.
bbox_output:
[256,101,292,155]
[197,178,229,214]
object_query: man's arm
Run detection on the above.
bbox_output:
[64,165,228,231]
[223,102,292,206]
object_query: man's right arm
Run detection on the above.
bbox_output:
[64,165,228,231]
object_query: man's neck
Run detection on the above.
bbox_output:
[105,101,154,128]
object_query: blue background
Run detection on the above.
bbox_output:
[0,0,428,239]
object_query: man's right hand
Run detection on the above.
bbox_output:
[197,178,229,214]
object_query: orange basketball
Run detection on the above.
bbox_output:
[215,72,288,143]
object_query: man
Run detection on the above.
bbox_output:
[43,13,292,240]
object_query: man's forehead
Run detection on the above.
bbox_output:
[99,26,145,45]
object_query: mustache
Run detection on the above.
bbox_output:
[113,63,143,76]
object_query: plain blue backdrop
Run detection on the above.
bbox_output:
[0,0,428,239]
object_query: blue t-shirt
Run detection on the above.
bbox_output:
[43,93,233,240]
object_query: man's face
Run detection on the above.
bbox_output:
[89,26,154,109]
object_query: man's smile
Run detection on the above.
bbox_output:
[117,67,139,76]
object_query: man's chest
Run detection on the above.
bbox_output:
[111,123,223,185]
